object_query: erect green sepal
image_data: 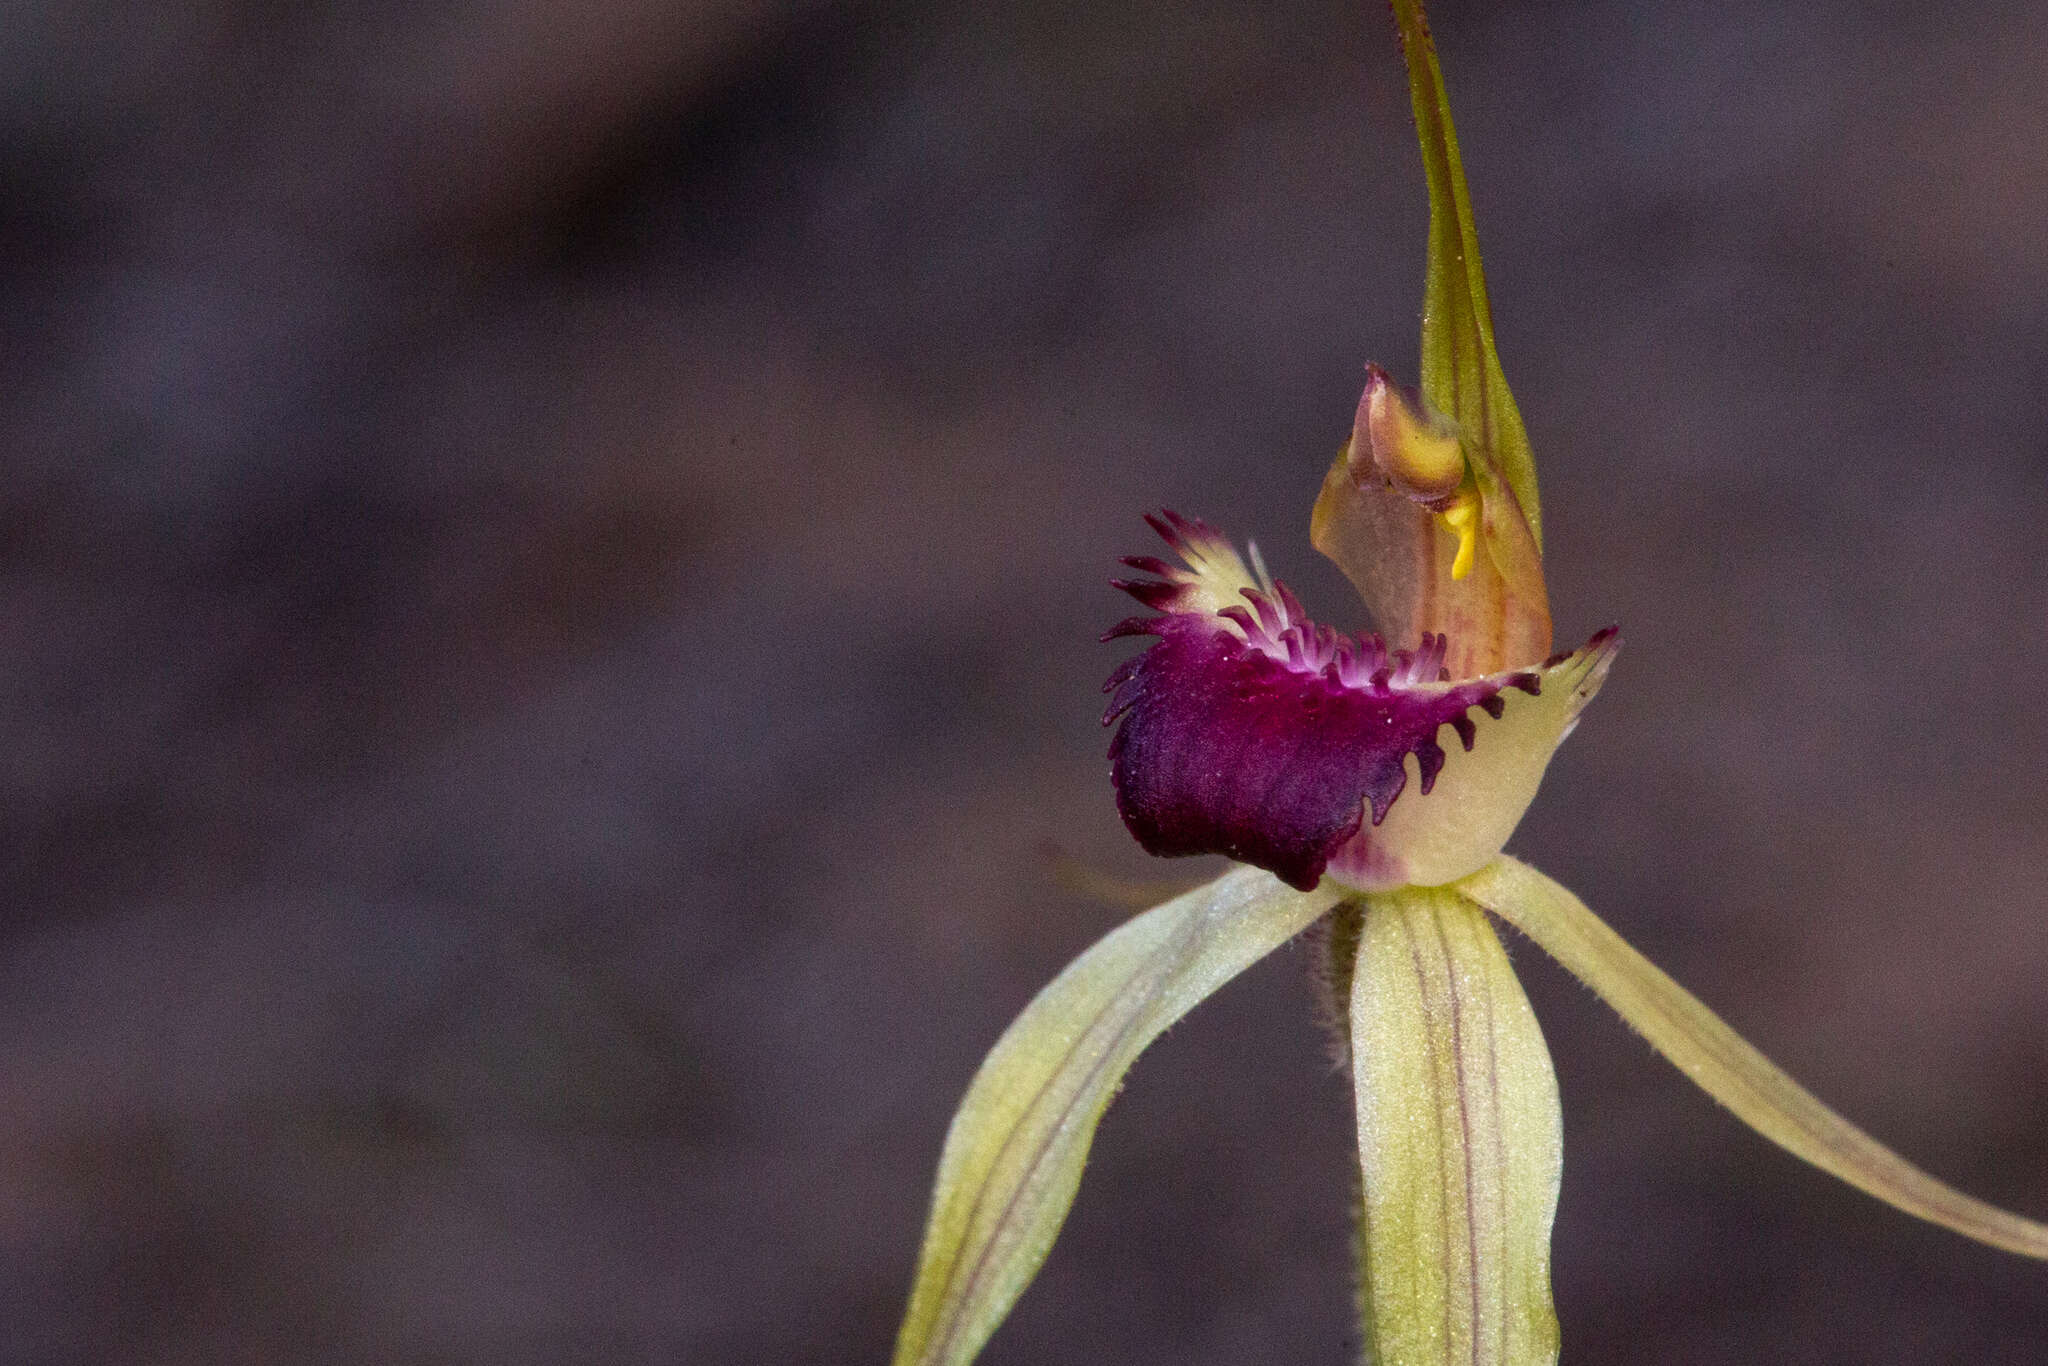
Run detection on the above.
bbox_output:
[1351,884,1563,1366]
[1461,855,2048,1260]
[892,867,1342,1366]
[1389,0,1542,548]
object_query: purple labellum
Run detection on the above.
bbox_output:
[1104,514,1538,892]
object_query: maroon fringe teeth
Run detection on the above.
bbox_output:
[1106,510,1255,619]
[1103,513,1537,893]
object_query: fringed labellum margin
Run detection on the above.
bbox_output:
[889,3,2048,1365]
[1104,512,1616,893]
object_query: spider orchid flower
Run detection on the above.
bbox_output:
[889,4,2048,1364]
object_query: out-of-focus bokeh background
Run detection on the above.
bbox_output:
[4,1,2047,1361]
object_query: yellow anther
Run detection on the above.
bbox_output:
[1358,365,1466,502]
[1439,488,1481,580]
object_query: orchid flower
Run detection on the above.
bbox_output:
[888,4,2048,1363]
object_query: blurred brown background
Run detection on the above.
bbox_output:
[3,1,2046,1362]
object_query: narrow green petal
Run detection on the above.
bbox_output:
[1462,855,2048,1259]
[1388,0,1541,547]
[893,867,1342,1366]
[1351,885,1562,1366]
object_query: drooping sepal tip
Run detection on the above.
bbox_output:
[1461,856,2048,1263]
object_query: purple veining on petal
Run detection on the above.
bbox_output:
[1102,514,1537,892]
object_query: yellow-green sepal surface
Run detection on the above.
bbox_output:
[891,866,1343,1366]
[1351,885,1563,1366]
[1390,0,1541,549]
[1462,855,2048,1259]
